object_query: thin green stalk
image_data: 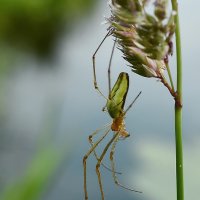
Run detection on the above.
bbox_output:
[171,0,184,200]
[166,63,175,92]
[175,106,184,200]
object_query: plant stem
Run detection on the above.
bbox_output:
[175,106,184,200]
[166,63,175,92]
[171,0,184,200]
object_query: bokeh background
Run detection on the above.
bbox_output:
[0,0,199,200]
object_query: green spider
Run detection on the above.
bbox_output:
[83,32,142,200]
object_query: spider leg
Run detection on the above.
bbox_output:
[92,30,113,100]
[124,91,142,114]
[108,40,117,97]
[96,132,120,200]
[88,124,122,174]
[83,127,111,200]
[110,135,142,193]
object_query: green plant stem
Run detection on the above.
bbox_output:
[166,63,175,92]
[171,0,184,200]
[175,106,184,200]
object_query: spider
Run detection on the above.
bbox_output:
[83,31,142,200]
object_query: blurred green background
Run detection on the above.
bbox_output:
[0,0,95,58]
[0,1,199,200]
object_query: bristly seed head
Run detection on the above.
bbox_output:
[108,0,176,78]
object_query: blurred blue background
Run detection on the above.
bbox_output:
[0,0,199,200]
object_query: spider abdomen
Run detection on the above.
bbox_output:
[106,72,129,119]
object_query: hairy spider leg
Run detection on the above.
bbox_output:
[88,123,122,174]
[88,124,122,174]
[83,127,111,200]
[110,134,142,193]
[96,132,120,200]
[108,40,117,97]
[124,91,142,114]
[92,30,114,100]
